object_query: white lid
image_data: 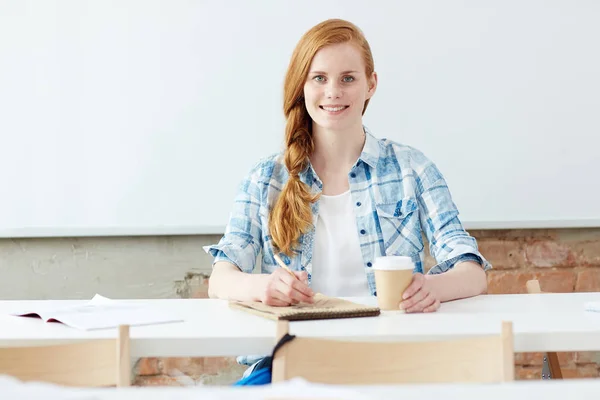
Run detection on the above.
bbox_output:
[372,256,415,270]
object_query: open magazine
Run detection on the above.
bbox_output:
[9,294,183,330]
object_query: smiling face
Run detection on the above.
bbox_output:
[303,42,377,133]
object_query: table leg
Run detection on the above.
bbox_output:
[542,352,563,379]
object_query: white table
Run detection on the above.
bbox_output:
[2,376,600,400]
[1,293,600,357]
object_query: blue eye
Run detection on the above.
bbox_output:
[343,76,355,83]
[314,75,325,82]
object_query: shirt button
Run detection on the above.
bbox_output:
[356,202,361,207]
[367,262,372,267]
[360,229,366,235]
[350,172,356,178]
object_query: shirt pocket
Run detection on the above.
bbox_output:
[375,198,423,257]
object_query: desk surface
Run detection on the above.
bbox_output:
[1,293,600,357]
[2,376,600,400]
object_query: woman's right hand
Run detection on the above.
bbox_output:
[259,268,315,306]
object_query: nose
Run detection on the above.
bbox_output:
[325,81,342,99]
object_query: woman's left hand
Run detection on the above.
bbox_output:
[399,273,440,313]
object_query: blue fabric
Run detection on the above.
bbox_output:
[233,365,272,386]
[233,333,297,385]
[206,126,493,367]
[207,125,491,283]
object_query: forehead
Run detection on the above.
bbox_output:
[309,42,365,73]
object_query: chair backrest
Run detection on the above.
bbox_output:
[0,325,130,387]
[526,279,543,294]
[272,320,514,385]
[525,279,563,379]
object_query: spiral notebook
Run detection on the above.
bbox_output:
[229,293,380,321]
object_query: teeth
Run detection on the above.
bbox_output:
[323,106,345,112]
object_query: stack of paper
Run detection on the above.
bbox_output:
[9,294,183,330]
[583,301,600,312]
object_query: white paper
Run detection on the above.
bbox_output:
[584,301,600,312]
[10,294,183,330]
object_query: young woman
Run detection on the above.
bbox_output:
[207,19,490,316]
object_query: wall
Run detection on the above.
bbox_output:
[1,228,599,384]
[4,1,600,234]
[476,228,600,379]
[0,234,247,385]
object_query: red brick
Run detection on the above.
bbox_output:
[576,269,600,292]
[471,229,557,240]
[487,271,531,294]
[478,239,525,270]
[176,272,210,299]
[566,235,600,267]
[515,352,543,366]
[561,364,599,379]
[487,270,575,294]
[160,357,205,377]
[203,357,240,375]
[133,375,185,386]
[189,276,210,299]
[575,352,598,364]
[525,240,574,268]
[515,366,542,380]
[557,352,577,367]
[136,357,161,376]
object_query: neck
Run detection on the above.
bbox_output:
[310,124,366,172]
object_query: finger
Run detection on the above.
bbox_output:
[264,275,293,305]
[263,289,295,306]
[423,298,441,313]
[264,296,293,307]
[279,271,315,301]
[275,277,314,304]
[400,286,428,310]
[401,273,424,300]
[293,270,309,285]
[406,292,436,313]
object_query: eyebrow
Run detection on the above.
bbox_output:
[309,70,359,75]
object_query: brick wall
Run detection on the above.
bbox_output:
[133,228,600,385]
[133,273,247,386]
[476,228,600,380]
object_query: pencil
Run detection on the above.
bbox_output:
[273,254,298,280]
[274,254,318,301]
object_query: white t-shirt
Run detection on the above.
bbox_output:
[310,190,371,297]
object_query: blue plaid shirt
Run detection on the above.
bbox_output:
[207,126,491,293]
[207,126,491,367]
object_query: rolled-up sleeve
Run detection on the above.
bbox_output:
[204,165,264,274]
[412,151,492,275]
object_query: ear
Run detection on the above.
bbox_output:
[366,72,378,99]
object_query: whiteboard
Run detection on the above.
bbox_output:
[1,0,599,238]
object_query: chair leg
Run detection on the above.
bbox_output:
[547,352,563,379]
[272,320,290,383]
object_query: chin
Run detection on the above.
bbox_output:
[314,119,354,132]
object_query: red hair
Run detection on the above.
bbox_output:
[268,19,375,256]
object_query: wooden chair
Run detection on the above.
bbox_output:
[0,325,130,387]
[272,320,514,384]
[526,279,563,379]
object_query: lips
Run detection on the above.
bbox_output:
[319,105,349,112]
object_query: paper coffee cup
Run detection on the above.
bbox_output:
[373,256,415,311]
